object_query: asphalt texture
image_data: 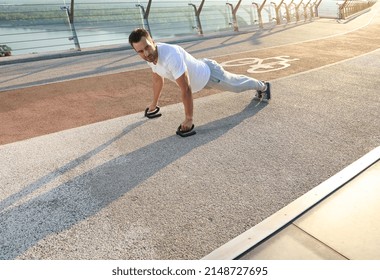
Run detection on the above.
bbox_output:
[0,4,379,259]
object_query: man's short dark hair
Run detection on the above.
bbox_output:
[129,28,152,49]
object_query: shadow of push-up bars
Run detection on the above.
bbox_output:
[0,99,267,259]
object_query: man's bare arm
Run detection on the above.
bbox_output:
[149,72,164,111]
[176,71,193,131]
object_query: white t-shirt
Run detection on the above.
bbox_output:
[148,43,210,93]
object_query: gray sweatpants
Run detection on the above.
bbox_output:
[202,58,266,92]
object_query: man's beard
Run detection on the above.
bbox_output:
[146,55,155,62]
[145,49,157,63]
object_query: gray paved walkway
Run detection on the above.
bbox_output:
[204,146,380,260]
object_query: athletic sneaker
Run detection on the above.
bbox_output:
[256,81,271,100]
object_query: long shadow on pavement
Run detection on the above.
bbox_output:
[0,99,267,259]
[0,120,147,213]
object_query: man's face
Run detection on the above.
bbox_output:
[132,36,158,64]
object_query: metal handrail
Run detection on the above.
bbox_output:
[270,0,286,24]
[136,3,152,36]
[339,0,376,20]
[226,0,243,32]
[312,0,323,17]
[303,0,311,19]
[283,0,296,23]
[295,0,304,21]
[252,0,268,28]
[0,0,323,56]
[188,0,205,35]
[60,5,80,51]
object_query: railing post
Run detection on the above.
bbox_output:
[69,0,74,23]
[314,0,323,17]
[252,0,268,28]
[136,0,152,36]
[284,0,295,23]
[271,0,285,25]
[338,0,350,19]
[61,0,81,51]
[310,0,315,17]
[226,3,237,31]
[188,0,205,36]
[304,0,311,20]
[226,0,243,32]
[295,0,304,21]
[252,3,261,28]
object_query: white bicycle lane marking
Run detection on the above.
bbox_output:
[220,56,300,73]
